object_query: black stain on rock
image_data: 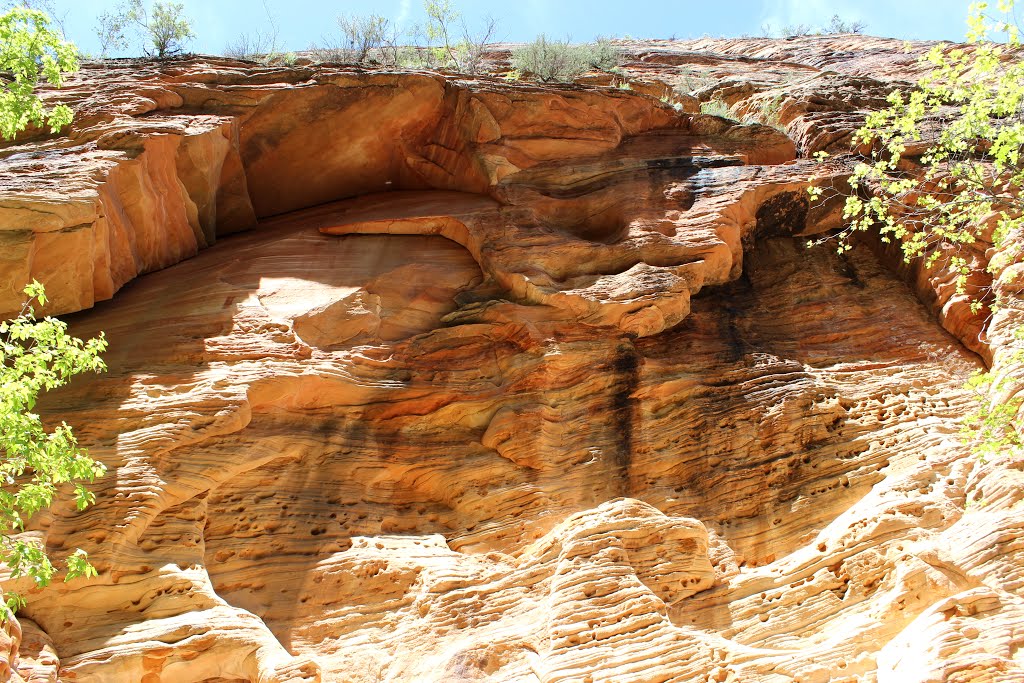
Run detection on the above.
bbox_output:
[610,343,641,491]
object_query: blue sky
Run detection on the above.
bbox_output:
[37,0,976,56]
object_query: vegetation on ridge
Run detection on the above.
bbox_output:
[761,14,866,38]
[510,35,619,83]
[95,0,194,59]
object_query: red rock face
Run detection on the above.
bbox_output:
[0,38,1022,683]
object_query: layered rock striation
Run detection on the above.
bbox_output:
[0,36,1022,683]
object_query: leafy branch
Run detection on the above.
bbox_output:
[1,282,107,613]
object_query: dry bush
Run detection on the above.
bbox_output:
[511,36,620,83]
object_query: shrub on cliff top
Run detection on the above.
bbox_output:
[225,27,282,63]
[418,0,497,74]
[98,0,194,59]
[310,13,394,64]
[133,1,194,58]
[763,14,866,38]
[224,1,287,65]
[511,36,620,83]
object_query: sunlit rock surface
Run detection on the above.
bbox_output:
[0,36,1022,683]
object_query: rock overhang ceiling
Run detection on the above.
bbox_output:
[0,37,1022,683]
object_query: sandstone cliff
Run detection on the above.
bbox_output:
[0,36,1022,683]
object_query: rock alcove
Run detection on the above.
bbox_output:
[2,41,1023,683]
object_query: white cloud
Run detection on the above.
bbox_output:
[396,0,412,29]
